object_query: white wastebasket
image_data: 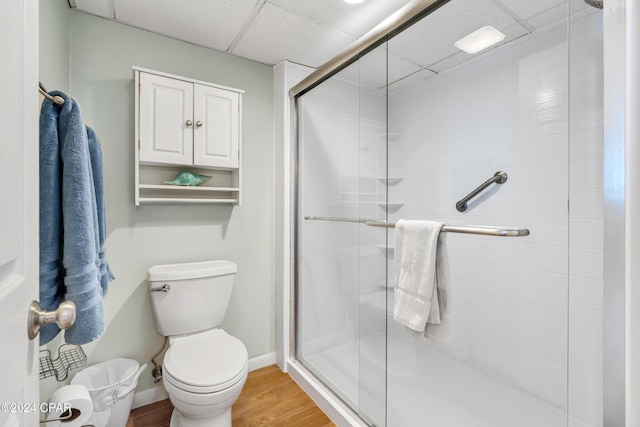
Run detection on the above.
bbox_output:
[71,358,146,427]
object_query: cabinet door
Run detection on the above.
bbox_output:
[193,84,239,169]
[139,72,194,165]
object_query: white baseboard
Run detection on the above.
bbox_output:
[248,352,276,372]
[132,383,169,409]
[131,352,277,409]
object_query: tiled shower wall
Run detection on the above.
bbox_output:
[387,11,602,426]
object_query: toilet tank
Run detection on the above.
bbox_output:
[148,260,237,336]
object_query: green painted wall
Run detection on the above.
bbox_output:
[39,2,275,399]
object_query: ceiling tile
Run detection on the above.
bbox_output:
[388,0,519,68]
[231,2,356,67]
[569,0,594,14]
[494,0,565,20]
[267,0,412,38]
[387,51,424,85]
[525,3,567,30]
[524,0,594,30]
[335,46,423,91]
[112,0,259,52]
[388,68,437,93]
[73,0,113,18]
[428,51,470,73]
[78,0,596,74]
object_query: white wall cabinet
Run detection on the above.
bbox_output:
[134,67,243,205]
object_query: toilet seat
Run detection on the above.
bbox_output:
[163,329,248,394]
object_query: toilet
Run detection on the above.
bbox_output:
[148,260,248,427]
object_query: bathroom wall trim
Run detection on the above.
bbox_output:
[274,60,314,372]
[132,384,168,410]
[247,352,277,371]
[603,0,640,427]
[626,3,640,425]
[131,352,277,409]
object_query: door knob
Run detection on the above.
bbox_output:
[186,120,193,126]
[28,300,76,340]
[196,121,203,127]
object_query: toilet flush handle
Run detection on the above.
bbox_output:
[150,284,171,293]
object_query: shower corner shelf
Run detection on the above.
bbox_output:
[360,289,394,315]
[378,177,404,186]
[377,244,395,258]
[383,132,403,142]
[378,202,404,213]
[39,344,87,382]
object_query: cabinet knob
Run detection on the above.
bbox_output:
[196,121,203,127]
[186,120,193,126]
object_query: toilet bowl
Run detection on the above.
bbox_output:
[163,329,248,427]
[148,260,248,427]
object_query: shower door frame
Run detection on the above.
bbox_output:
[278,0,636,425]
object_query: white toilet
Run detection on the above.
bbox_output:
[148,260,248,427]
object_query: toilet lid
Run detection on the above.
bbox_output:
[164,329,248,390]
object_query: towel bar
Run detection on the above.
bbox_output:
[303,216,529,237]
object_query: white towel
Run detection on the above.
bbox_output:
[393,219,452,343]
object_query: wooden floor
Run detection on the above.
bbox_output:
[127,365,336,427]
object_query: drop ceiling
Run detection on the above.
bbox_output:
[70,0,596,79]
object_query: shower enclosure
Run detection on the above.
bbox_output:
[292,0,604,425]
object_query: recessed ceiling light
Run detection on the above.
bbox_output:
[454,26,506,54]
[343,0,366,4]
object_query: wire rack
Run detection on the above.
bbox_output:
[39,344,87,381]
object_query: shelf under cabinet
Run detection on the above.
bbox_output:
[137,183,239,205]
[138,184,239,192]
[138,197,239,204]
[136,163,241,205]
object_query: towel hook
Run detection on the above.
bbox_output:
[38,82,65,105]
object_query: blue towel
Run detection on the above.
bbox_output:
[39,91,114,345]
[39,97,65,344]
[87,126,115,295]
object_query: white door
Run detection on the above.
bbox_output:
[138,72,194,165]
[193,84,239,169]
[0,0,40,426]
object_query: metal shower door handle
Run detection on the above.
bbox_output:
[27,300,76,340]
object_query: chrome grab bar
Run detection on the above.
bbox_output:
[456,171,507,212]
[303,216,529,237]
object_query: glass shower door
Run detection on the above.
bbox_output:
[384,1,571,426]
[296,43,389,425]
